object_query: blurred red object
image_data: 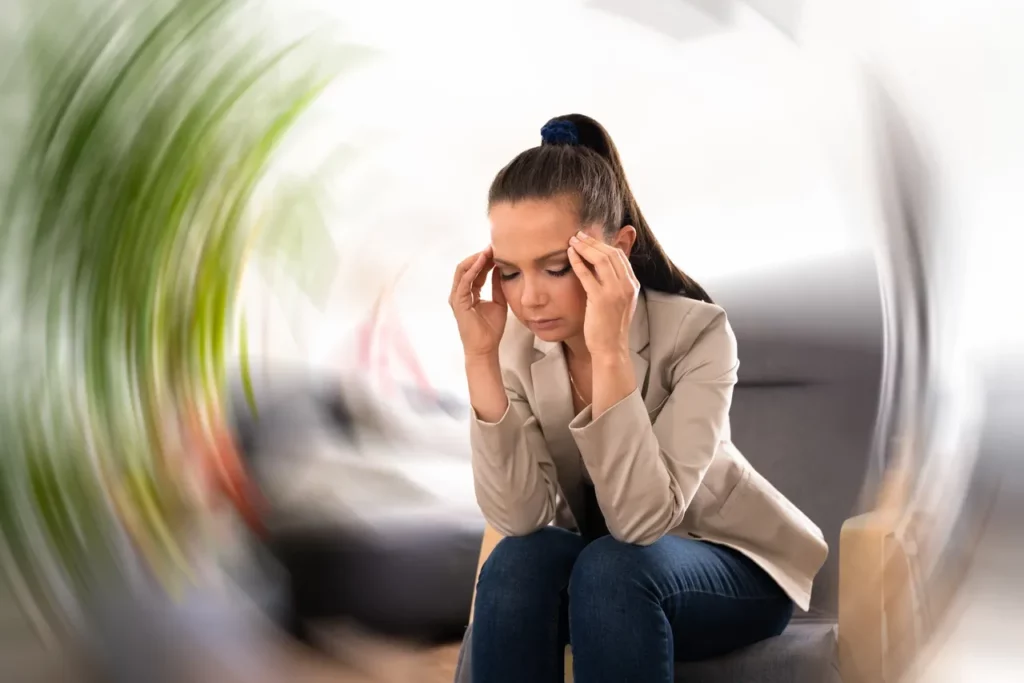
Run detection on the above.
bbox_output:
[188,408,267,536]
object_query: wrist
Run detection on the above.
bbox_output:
[463,353,508,424]
[590,348,636,418]
[590,348,631,369]
[464,351,500,369]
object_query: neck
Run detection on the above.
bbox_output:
[562,335,590,363]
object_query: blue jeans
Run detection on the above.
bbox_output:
[471,527,793,683]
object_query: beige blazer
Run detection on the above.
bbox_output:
[469,290,828,611]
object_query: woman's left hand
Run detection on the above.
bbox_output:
[567,230,640,358]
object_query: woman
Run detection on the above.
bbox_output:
[449,114,827,683]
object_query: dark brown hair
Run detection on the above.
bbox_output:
[488,113,712,303]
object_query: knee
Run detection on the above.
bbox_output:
[476,527,586,600]
[568,536,652,602]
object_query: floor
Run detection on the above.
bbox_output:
[198,626,464,683]
[2,580,463,683]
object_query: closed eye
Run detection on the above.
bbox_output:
[498,265,571,281]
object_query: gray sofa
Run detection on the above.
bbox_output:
[229,371,486,646]
[454,255,885,683]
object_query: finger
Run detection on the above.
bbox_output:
[453,252,487,306]
[567,246,600,296]
[461,251,495,306]
[589,234,630,282]
[569,232,621,283]
[451,251,483,296]
[491,267,507,307]
[453,251,482,280]
[612,247,638,288]
[470,253,493,303]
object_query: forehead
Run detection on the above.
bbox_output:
[489,198,579,264]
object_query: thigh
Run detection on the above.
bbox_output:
[652,538,794,661]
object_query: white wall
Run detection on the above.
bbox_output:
[243,0,878,396]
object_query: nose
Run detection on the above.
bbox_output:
[520,274,547,310]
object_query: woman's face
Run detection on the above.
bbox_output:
[489,198,596,343]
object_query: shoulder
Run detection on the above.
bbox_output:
[644,290,737,368]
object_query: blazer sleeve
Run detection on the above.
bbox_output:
[569,305,738,545]
[470,371,560,537]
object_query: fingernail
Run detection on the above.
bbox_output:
[569,235,579,243]
[576,230,586,238]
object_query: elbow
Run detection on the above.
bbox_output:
[605,494,685,546]
[609,524,669,547]
[492,517,551,538]
[606,511,678,547]
[474,485,556,538]
[483,506,554,538]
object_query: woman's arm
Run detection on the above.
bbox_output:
[590,348,637,419]
[467,353,559,537]
[465,354,509,422]
[570,306,738,545]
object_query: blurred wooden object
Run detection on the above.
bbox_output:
[839,464,923,683]
[467,523,502,623]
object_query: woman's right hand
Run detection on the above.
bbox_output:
[449,247,508,359]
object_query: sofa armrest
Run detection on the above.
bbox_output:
[838,510,919,683]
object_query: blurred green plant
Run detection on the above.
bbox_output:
[0,0,359,642]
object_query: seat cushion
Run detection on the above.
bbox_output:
[674,620,840,683]
[453,620,840,683]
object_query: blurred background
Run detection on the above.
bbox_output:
[1,0,1021,681]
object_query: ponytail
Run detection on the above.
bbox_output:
[489,114,712,303]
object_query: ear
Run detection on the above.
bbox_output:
[612,225,637,256]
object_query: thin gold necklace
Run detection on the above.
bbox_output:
[568,370,589,406]
[564,343,591,406]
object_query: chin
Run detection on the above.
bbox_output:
[513,312,580,342]
[532,328,570,343]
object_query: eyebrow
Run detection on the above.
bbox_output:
[493,248,567,267]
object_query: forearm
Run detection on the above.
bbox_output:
[472,453,556,537]
[572,392,682,545]
[465,353,509,423]
[591,350,637,419]
[584,350,676,544]
[467,357,558,535]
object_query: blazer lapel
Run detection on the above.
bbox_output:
[629,292,651,398]
[526,292,652,527]
[530,339,584,525]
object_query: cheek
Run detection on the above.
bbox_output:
[555,275,588,312]
[500,279,523,315]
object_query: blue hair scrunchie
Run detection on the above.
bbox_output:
[540,119,579,146]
